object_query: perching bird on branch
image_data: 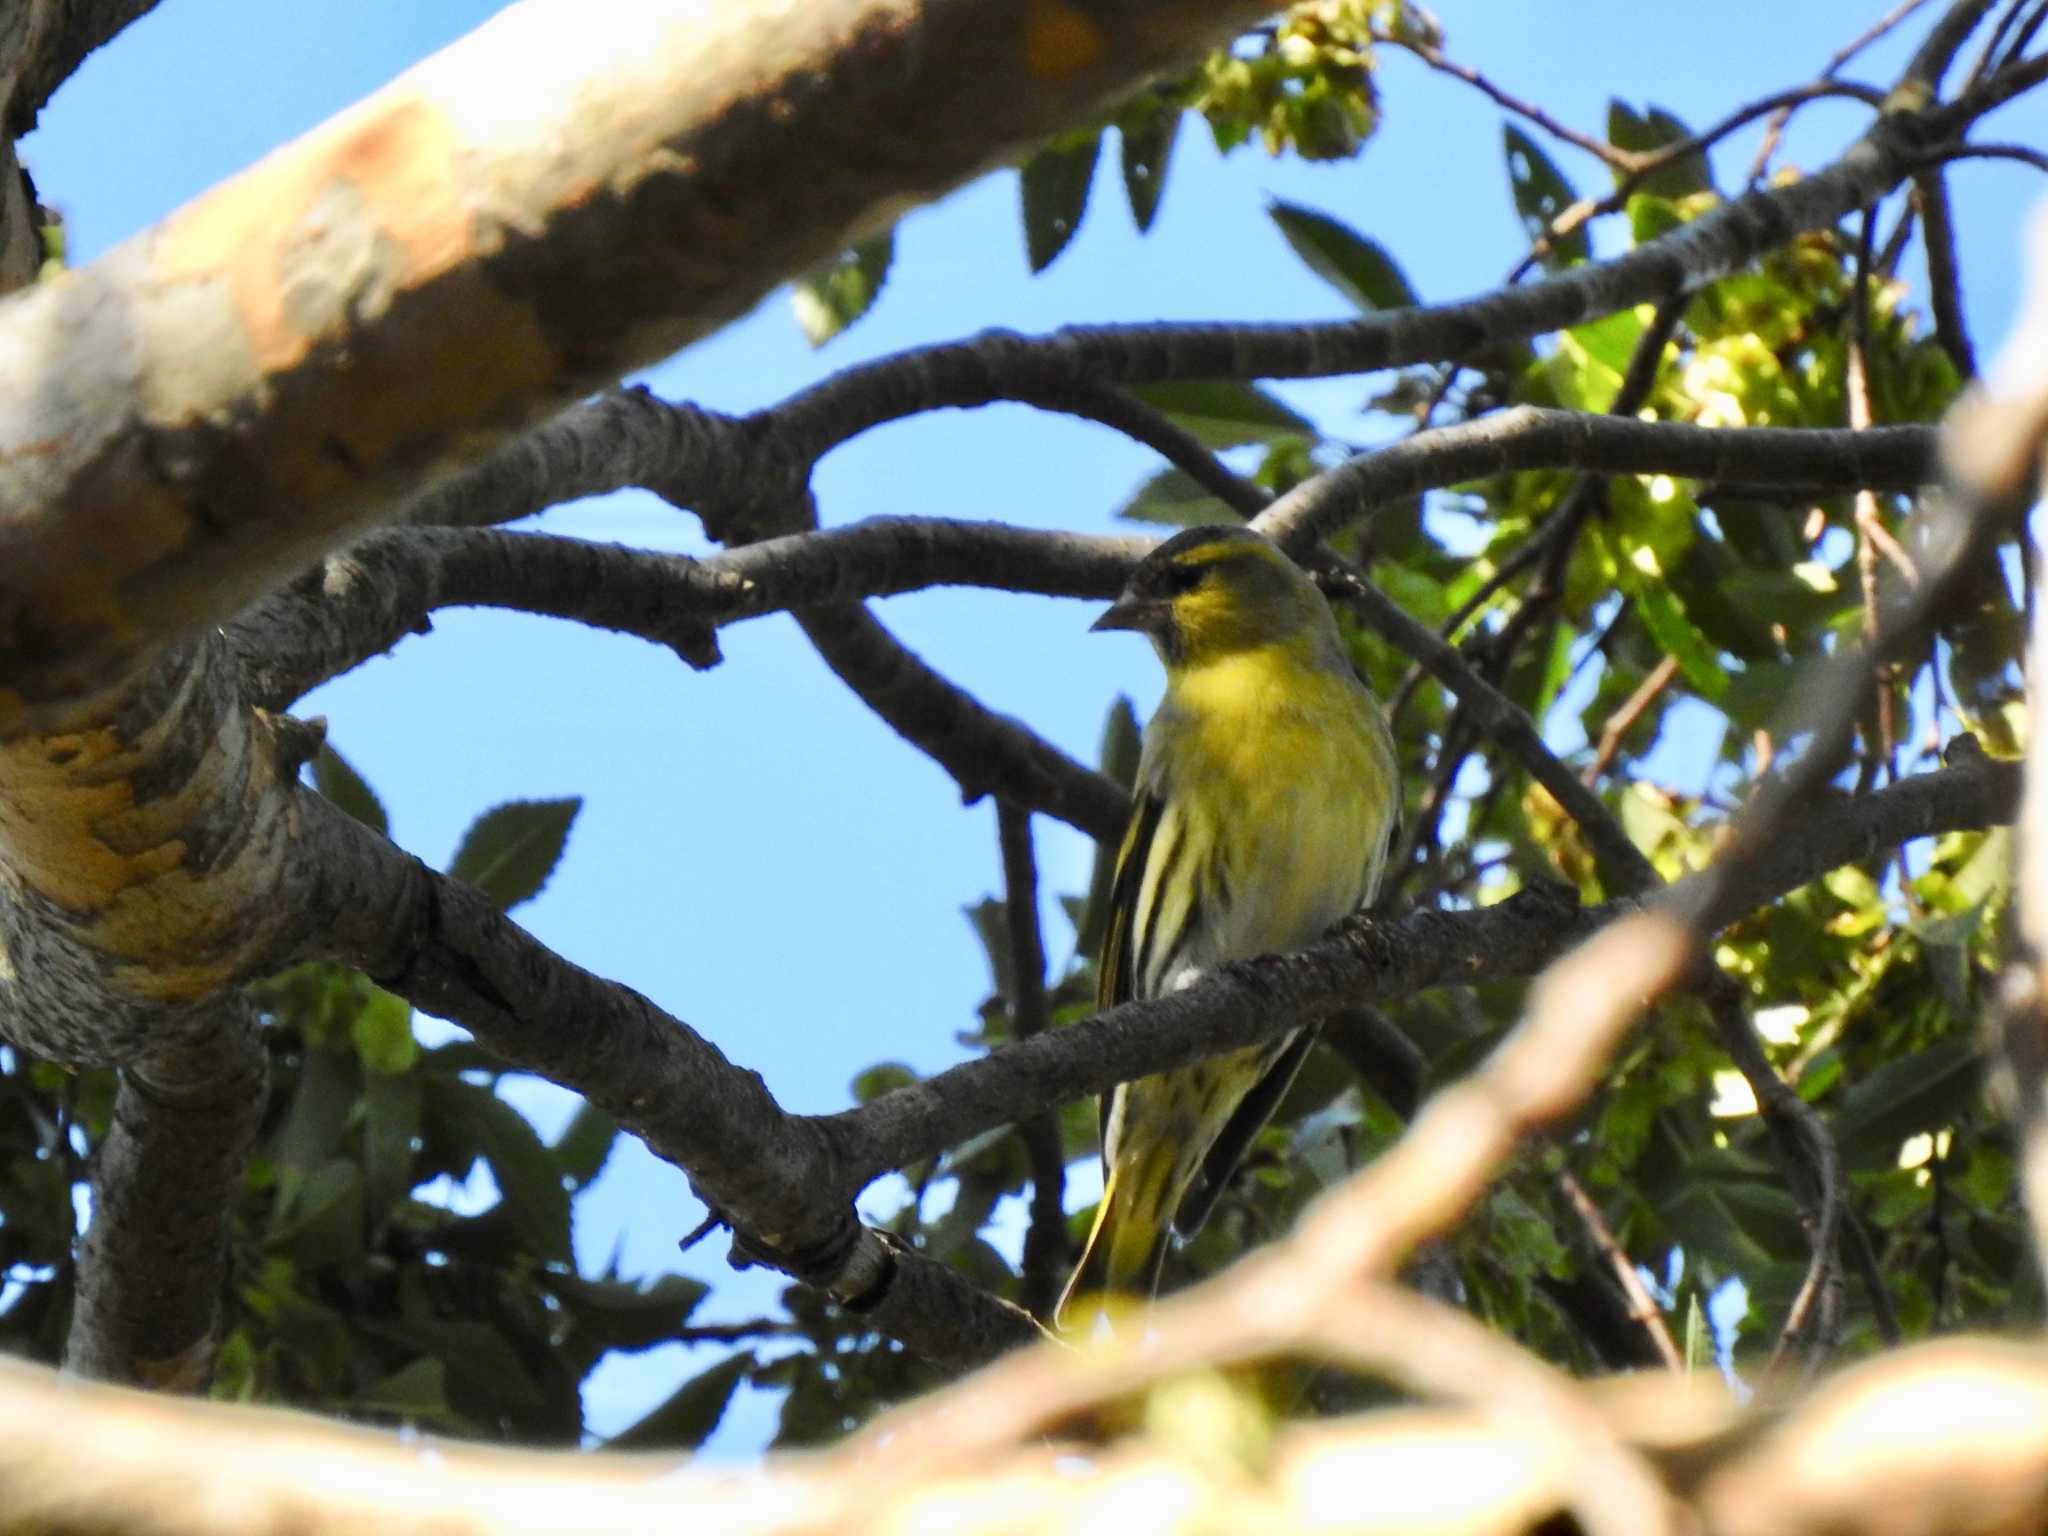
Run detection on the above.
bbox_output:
[1058,525,1399,1326]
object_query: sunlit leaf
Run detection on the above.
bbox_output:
[791,231,893,347]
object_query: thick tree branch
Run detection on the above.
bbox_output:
[233,410,1934,723]
[292,792,1035,1367]
[0,0,1270,706]
[828,752,2019,1181]
[65,1001,267,1387]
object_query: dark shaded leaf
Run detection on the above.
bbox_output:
[1503,125,1589,266]
[429,1080,572,1262]
[553,1100,619,1189]
[1834,1042,1984,1167]
[1129,380,1314,450]
[352,1358,475,1433]
[545,1272,709,1352]
[310,744,387,836]
[1021,131,1101,272]
[1267,200,1416,312]
[268,1159,364,1269]
[791,230,893,347]
[1119,101,1180,232]
[610,1352,752,1449]
[448,798,581,911]
[964,897,1019,1003]
[270,1046,362,1199]
[1114,466,1227,527]
[362,1069,422,1222]
[377,1319,546,1410]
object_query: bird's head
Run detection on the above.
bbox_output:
[1092,525,1335,670]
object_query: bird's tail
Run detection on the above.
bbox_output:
[1054,1160,1174,1331]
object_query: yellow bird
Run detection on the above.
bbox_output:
[1058,525,1399,1325]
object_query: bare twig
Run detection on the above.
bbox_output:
[996,803,1068,1322]
[1749,0,1942,179]
[1585,654,1681,786]
[1558,1170,1685,1372]
[1377,32,1633,170]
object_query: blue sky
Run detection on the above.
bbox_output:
[23,0,2048,1449]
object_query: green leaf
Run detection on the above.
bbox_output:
[1119,102,1180,232]
[791,230,893,347]
[545,1272,709,1352]
[270,1046,363,1205]
[1633,583,1730,701]
[244,1267,353,1391]
[1502,125,1589,267]
[1021,130,1101,272]
[1267,200,1416,312]
[1606,101,1712,197]
[1114,466,1227,527]
[429,1080,572,1262]
[352,1358,474,1432]
[350,986,417,1075]
[609,1353,752,1449]
[268,1159,364,1269]
[376,1319,545,1410]
[310,744,387,836]
[1834,1041,1984,1167]
[448,798,581,911]
[1128,380,1314,450]
[362,1070,422,1221]
[1681,1292,1711,1373]
[964,897,1019,1003]
[552,1100,620,1189]
[852,1062,919,1104]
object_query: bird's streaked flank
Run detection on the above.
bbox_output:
[1058,525,1400,1326]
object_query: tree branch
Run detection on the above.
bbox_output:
[828,753,2019,1182]
[226,520,1145,712]
[65,1001,267,1388]
[1252,410,1936,553]
[0,0,1270,705]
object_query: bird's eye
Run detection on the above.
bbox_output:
[1160,561,1205,594]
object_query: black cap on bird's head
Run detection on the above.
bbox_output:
[1092,525,1326,666]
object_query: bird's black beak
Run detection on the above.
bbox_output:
[1091,596,1161,635]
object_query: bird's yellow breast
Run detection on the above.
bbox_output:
[1138,642,1397,983]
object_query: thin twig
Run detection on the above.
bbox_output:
[1377,32,1634,170]
[996,802,1068,1323]
[1557,1170,1684,1372]
[1748,0,1942,180]
[1584,654,1681,786]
